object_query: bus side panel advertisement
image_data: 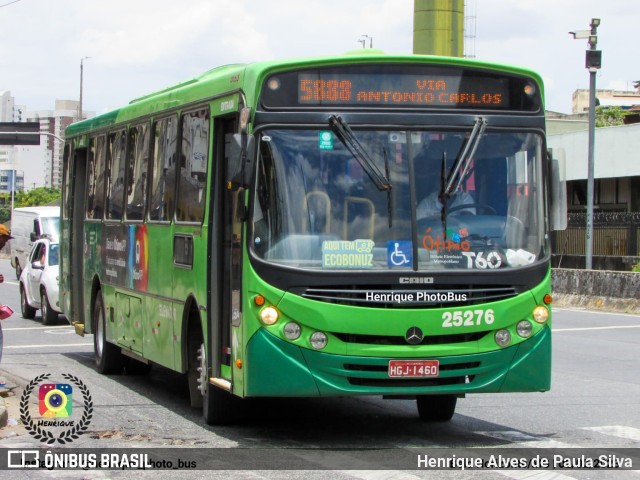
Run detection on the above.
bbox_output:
[100,224,149,291]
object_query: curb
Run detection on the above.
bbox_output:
[553,294,640,315]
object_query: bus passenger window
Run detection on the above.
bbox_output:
[149,116,178,222]
[106,130,126,220]
[177,109,209,223]
[86,136,106,219]
[126,124,150,221]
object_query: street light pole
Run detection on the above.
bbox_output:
[79,56,91,121]
[10,169,15,228]
[570,19,601,270]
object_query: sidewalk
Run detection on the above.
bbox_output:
[0,371,28,441]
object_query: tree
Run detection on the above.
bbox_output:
[0,187,61,223]
[595,106,630,127]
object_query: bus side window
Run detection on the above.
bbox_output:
[176,108,209,223]
[86,135,106,219]
[106,130,126,221]
[149,116,178,222]
[126,123,150,221]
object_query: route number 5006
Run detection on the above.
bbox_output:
[442,309,495,328]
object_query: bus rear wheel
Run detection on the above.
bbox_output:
[416,395,457,422]
[93,290,124,374]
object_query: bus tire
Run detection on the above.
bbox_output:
[187,330,238,425]
[416,395,457,422]
[93,290,124,374]
[203,377,237,426]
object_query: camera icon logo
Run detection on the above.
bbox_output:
[39,383,73,418]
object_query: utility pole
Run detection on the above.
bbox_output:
[79,56,91,121]
[570,19,601,269]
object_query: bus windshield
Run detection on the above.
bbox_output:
[252,128,546,271]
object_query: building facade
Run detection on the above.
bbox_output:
[572,88,640,113]
[27,100,82,189]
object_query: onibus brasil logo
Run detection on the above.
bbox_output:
[20,373,93,445]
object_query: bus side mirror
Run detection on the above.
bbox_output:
[225,133,255,190]
[548,148,567,231]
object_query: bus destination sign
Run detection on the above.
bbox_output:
[260,65,540,111]
[298,73,508,108]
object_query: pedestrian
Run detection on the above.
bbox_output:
[0,224,14,364]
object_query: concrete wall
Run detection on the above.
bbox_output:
[552,268,640,313]
[547,123,640,181]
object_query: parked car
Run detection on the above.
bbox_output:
[19,238,62,324]
[10,206,60,279]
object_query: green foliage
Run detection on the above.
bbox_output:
[0,187,61,223]
[633,261,640,273]
[595,106,631,127]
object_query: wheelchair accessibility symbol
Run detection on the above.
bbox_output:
[387,241,413,267]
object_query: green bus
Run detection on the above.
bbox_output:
[61,52,566,424]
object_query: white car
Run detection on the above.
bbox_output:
[19,238,62,324]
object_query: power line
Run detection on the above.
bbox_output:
[0,0,22,8]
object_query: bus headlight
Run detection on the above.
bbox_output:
[532,305,549,323]
[310,332,328,350]
[495,329,511,347]
[516,320,533,338]
[283,322,301,340]
[260,306,279,325]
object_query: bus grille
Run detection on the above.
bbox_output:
[346,375,474,388]
[333,331,488,346]
[301,285,518,308]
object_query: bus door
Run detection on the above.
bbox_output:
[209,114,242,389]
[63,143,88,329]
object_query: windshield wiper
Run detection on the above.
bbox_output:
[329,114,392,192]
[438,117,487,240]
[441,117,487,200]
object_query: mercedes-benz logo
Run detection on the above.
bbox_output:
[405,326,424,345]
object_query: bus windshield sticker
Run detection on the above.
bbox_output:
[321,239,374,269]
[318,131,334,150]
[387,241,413,268]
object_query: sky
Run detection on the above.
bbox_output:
[1,0,638,115]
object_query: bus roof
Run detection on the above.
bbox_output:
[65,52,544,137]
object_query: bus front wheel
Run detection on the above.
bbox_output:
[93,290,124,374]
[416,395,457,422]
[187,331,238,425]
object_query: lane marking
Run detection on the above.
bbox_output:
[497,472,577,480]
[3,343,92,349]
[3,325,73,331]
[553,308,640,319]
[475,431,572,448]
[582,426,640,442]
[553,325,640,333]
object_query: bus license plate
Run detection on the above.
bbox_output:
[388,360,439,378]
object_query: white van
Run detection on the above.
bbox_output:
[10,206,60,279]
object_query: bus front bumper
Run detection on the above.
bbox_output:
[243,326,551,397]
